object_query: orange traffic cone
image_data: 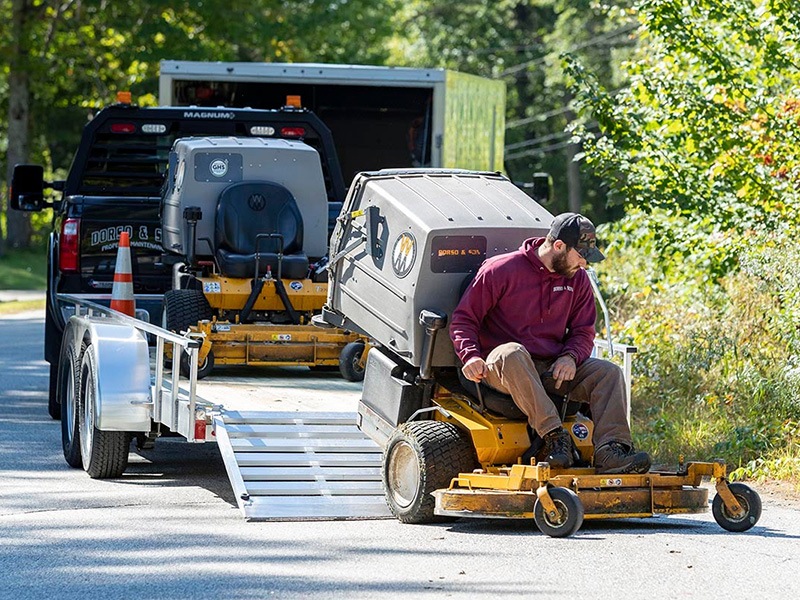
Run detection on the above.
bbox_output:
[110,231,136,317]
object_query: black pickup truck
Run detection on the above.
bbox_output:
[9,100,346,418]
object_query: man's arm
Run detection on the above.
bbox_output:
[449,268,498,371]
[560,272,597,365]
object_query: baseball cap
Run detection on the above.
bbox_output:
[548,212,605,263]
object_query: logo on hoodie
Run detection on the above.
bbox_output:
[391,231,417,278]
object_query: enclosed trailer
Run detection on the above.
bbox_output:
[159,61,506,185]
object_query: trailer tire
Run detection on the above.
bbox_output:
[382,421,477,524]
[162,289,213,334]
[339,341,366,382]
[48,361,60,420]
[60,342,85,468]
[79,346,130,479]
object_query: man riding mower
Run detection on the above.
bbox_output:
[320,168,762,538]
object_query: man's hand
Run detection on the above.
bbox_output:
[462,357,488,382]
[551,354,576,389]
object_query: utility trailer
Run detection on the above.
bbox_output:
[55,294,392,520]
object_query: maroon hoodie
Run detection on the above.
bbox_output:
[450,237,597,365]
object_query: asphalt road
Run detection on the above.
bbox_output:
[1,310,799,599]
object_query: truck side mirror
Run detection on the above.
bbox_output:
[9,164,45,212]
[527,172,554,205]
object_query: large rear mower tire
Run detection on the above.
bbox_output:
[162,289,213,370]
[162,289,213,334]
[382,420,477,524]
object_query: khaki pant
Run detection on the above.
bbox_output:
[483,342,631,447]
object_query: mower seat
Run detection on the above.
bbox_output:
[456,367,583,420]
[215,181,310,280]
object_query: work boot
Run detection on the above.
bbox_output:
[594,441,651,474]
[538,427,574,469]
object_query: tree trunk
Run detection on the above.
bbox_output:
[565,142,582,214]
[4,0,34,253]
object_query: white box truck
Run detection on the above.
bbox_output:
[158,61,506,185]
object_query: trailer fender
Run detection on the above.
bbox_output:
[66,317,151,432]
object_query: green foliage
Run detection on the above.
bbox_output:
[568,1,800,481]
[0,248,47,290]
[567,0,800,230]
[1,0,404,219]
[395,0,636,220]
[620,245,800,469]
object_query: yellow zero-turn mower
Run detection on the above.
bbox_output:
[320,168,761,537]
[159,136,367,380]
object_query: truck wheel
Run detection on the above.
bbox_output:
[712,483,762,532]
[78,346,130,479]
[45,293,62,420]
[533,486,584,538]
[180,349,214,379]
[60,343,85,468]
[382,421,477,523]
[162,289,213,334]
[48,361,60,420]
[339,341,366,382]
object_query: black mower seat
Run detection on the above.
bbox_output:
[457,367,583,420]
[457,368,527,419]
[215,181,310,280]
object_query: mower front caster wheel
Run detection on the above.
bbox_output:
[339,341,366,382]
[533,486,584,538]
[712,483,762,532]
[180,349,214,380]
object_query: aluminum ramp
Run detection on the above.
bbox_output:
[214,411,392,520]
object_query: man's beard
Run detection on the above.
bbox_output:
[552,251,579,278]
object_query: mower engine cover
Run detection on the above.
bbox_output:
[325,169,552,368]
[161,137,329,260]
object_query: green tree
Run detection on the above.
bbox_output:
[395,0,638,221]
[565,0,800,469]
[1,0,401,253]
[567,0,800,257]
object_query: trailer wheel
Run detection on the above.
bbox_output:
[180,349,215,380]
[533,486,584,538]
[339,341,366,382]
[712,483,762,532]
[382,421,477,523]
[48,361,60,420]
[60,342,85,468]
[78,346,130,479]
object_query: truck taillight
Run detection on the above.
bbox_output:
[60,218,80,273]
[110,123,136,133]
[280,127,305,138]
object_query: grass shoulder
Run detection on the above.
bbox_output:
[0,299,45,315]
[0,248,47,290]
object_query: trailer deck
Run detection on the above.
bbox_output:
[189,369,390,520]
[56,294,390,520]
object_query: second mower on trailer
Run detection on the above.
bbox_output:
[159,121,367,381]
